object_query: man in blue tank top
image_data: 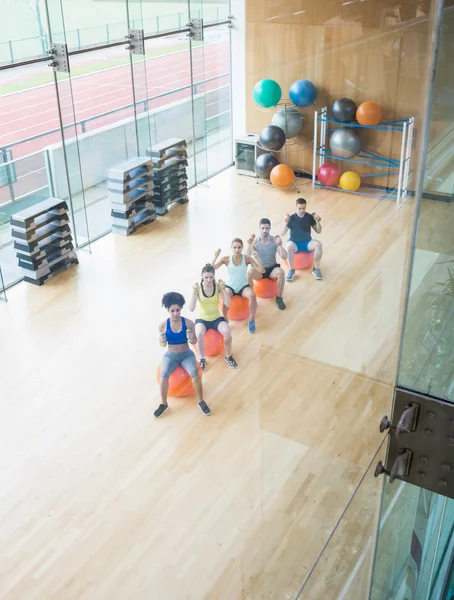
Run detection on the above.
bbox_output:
[211,238,264,334]
[245,218,287,310]
[281,197,323,282]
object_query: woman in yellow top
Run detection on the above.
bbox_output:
[188,264,238,370]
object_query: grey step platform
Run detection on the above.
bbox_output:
[107,158,153,183]
[147,138,187,158]
[18,242,75,269]
[111,199,154,220]
[107,177,153,194]
[112,211,156,236]
[19,250,78,281]
[23,257,79,286]
[10,198,68,230]
[10,207,68,234]
[14,231,73,257]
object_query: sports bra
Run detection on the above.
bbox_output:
[166,317,188,345]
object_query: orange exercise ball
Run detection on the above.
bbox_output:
[226,295,249,321]
[270,164,295,187]
[204,328,224,357]
[156,363,202,398]
[254,277,278,298]
[356,101,382,126]
[293,251,314,270]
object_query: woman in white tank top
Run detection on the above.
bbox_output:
[211,238,265,334]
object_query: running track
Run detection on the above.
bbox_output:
[0,42,230,157]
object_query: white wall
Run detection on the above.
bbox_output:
[46,95,206,199]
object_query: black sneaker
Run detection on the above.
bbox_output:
[199,357,207,371]
[225,355,238,369]
[275,296,286,310]
[198,400,211,416]
[153,403,168,418]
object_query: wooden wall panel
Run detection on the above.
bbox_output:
[245,0,437,185]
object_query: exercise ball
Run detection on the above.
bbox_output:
[259,125,286,151]
[317,163,341,187]
[289,79,316,108]
[356,101,382,126]
[255,153,279,179]
[270,164,294,187]
[285,252,314,270]
[157,363,203,398]
[227,295,249,321]
[271,108,303,139]
[252,79,282,108]
[331,98,357,123]
[339,171,361,192]
[204,329,224,357]
[254,277,278,298]
[329,128,361,159]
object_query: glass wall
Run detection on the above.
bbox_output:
[0,0,233,286]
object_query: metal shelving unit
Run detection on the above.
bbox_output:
[312,107,414,203]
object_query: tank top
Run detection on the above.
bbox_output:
[197,283,222,321]
[254,236,277,268]
[227,254,248,292]
[165,317,188,345]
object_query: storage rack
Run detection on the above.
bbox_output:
[312,107,414,203]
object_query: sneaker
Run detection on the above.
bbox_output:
[248,320,256,334]
[312,268,323,280]
[199,357,207,371]
[225,355,238,369]
[153,403,168,418]
[275,296,286,310]
[286,269,296,282]
[198,400,211,416]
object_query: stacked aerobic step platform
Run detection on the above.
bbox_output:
[108,157,156,236]
[147,138,188,216]
[10,198,78,286]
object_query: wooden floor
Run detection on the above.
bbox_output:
[0,169,415,599]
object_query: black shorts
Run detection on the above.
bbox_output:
[262,263,281,279]
[195,316,226,331]
[225,284,251,296]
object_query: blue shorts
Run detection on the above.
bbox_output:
[290,239,312,253]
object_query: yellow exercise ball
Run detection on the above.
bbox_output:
[339,171,361,192]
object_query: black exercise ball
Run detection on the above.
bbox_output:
[259,125,286,151]
[331,98,358,123]
[255,153,279,179]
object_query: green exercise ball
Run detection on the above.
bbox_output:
[252,79,282,108]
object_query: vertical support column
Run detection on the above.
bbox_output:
[312,110,318,188]
[396,121,407,204]
[403,117,414,198]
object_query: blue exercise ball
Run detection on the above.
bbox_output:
[255,153,279,179]
[289,79,317,108]
[259,125,286,151]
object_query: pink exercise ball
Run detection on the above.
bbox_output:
[317,163,341,187]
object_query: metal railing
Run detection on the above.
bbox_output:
[0,73,230,207]
[0,6,228,65]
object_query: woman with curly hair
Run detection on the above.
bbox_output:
[154,291,211,418]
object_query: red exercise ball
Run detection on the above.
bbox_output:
[270,164,295,187]
[254,277,278,298]
[356,101,382,126]
[157,363,202,398]
[224,295,249,321]
[317,163,341,187]
[204,328,224,356]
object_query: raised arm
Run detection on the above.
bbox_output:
[158,321,167,347]
[275,235,288,260]
[312,212,322,234]
[244,234,256,257]
[211,248,228,270]
[217,278,231,308]
[281,213,291,237]
[246,251,265,274]
[185,318,197,345]
[188,282,199,312]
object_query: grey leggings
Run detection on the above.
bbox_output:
[161,349,199,378]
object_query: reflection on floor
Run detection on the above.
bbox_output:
[0,168,414,599]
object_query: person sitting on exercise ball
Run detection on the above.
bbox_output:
[281,197,323,282]
[154,291,211,418]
